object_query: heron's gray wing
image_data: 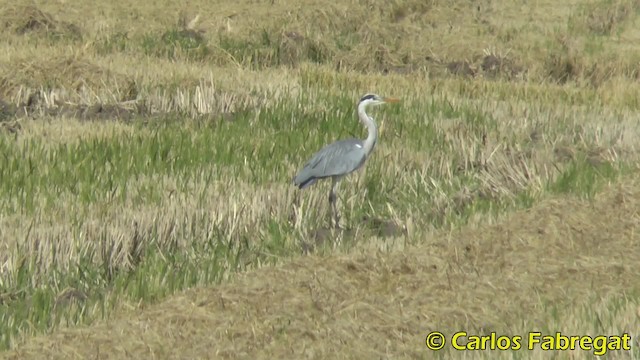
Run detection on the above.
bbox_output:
[294,139,366,189]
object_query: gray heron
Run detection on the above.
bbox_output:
[293,93,400,229]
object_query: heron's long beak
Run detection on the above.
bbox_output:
[383,97,400,103]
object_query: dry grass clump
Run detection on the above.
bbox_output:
[539,32,640,87]
[0,5,81,39]
[5,174,640,359]
[0,55,127,99]
[573,0,640,36]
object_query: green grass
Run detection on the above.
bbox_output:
[141,29,211,61]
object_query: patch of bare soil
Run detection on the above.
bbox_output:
[0,98,20,135]
[4,174,640,359]
[42,103,144,122]
[0,95,239,133]
[0,96,144,124]
[304,216,405,253]
[0,98,13,121]
[445,54,526,80]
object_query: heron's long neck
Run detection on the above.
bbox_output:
[358,103,378,156]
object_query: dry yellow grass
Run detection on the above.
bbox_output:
[1,0,640,105]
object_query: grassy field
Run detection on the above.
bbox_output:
[1,0,640,358]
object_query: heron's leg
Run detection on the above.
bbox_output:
[329,177,341,229]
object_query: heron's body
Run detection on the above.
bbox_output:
[293,138,369,189]
[293,93,398,228]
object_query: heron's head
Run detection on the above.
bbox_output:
[358,93,400,107]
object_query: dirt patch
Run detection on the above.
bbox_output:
[5,171,640,359]
[49,103,141,122]
[1,5,81,40]
[481,54,525,79]
[0,89,243,133]
[303,216,405,253]
[0,98,20,135]
[362,216,405,238]
[0,96,143,124]
[0,100,240,130]
[446,54,525,80]
[0,97,15,122]
[446,60,476,77]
